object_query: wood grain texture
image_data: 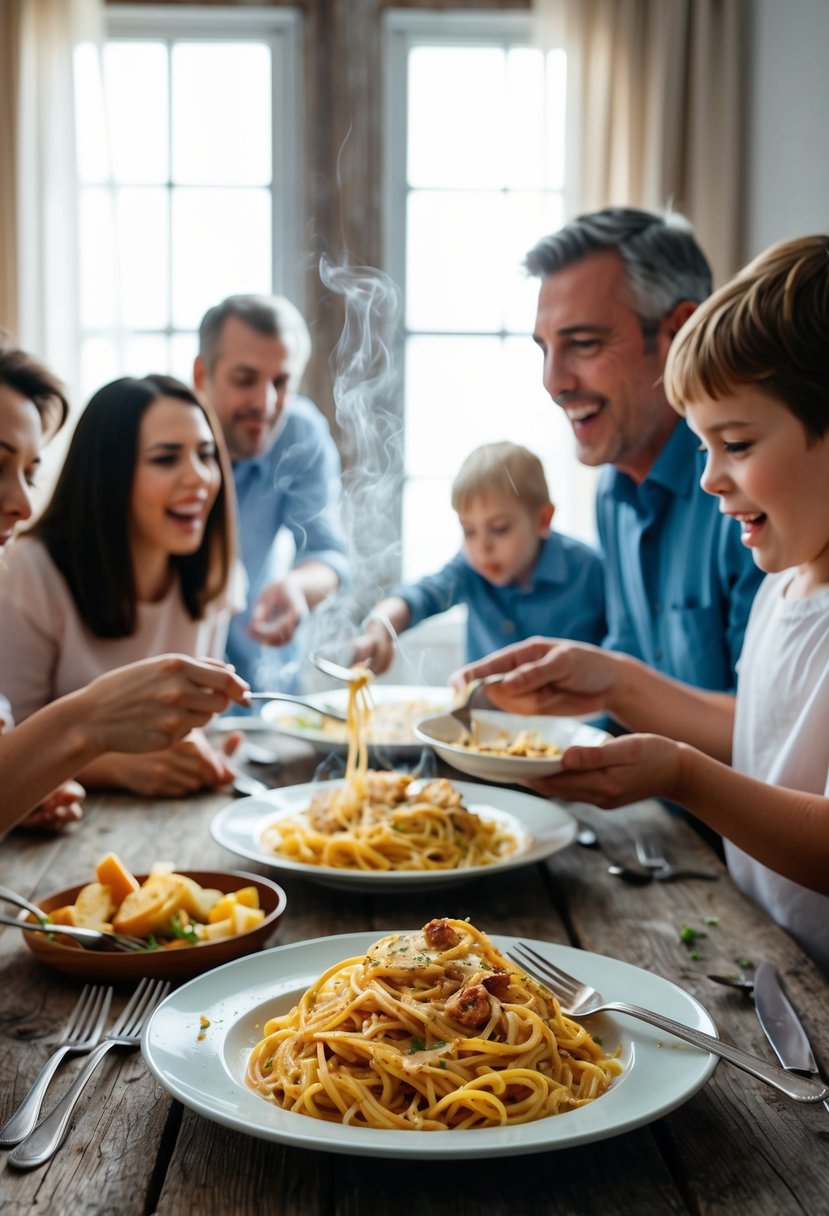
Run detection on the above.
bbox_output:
[2,739,828,1212]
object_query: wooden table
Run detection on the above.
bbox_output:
[2,734,828,1215]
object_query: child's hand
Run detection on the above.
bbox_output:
[452,636,619,718]
[19,781,85,831]
[524,734,685,808]
[352,620,396,676]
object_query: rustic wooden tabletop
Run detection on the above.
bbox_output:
[1,735,827,1215]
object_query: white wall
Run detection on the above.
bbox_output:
[746,0,829,256]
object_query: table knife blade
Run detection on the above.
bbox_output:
[754,961,819,1074]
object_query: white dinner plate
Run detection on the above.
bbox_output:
[210,779,576,891]
[260,684,454,756]
[415,713,610,783]
[142,932,718,1159]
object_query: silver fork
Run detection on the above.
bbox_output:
[450,674,508,733]
[507,942,829,1103]
[0,913,148,952]
[8,977,171,1170]
[634,831,719,881]
[0,985,113,1146]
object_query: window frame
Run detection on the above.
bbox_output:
[91,4,305,339]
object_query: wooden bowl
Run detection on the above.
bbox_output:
[18,870,287,983]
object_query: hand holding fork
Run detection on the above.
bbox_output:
[8,977,170,1170]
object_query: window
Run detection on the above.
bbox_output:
[385,12,599,580]
[74,7,302,403]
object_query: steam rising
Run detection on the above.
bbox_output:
[307,257,405,659]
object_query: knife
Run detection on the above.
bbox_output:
[754,961,829,1112]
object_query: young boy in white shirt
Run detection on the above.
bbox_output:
[453,236,829,974]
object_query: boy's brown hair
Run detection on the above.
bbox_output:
[451,442,552,514]
[665,235,829,440]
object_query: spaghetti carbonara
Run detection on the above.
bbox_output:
[261,671,521,871]
[246,918,622,1129]
[459,728,563,759]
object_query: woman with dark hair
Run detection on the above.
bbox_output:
[0,372,247,798]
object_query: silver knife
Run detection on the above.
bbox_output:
[754,961,829,1112]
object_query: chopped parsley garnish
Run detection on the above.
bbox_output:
[407,1037,426,1054]
[679,925,705,945]
[169,912,199,945]
[737,958,754,970]
[592,1035,604,1046]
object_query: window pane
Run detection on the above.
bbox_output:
[545,49,567,190]
[116,188,169,328]
[172,43,271,185]
[75,44,109,184]
[79,188,117,329]
[407,192,507,332]
[404,335,506,478]
[171,187,271,329]
[170,332,199,384]
[104,42,168,184]
[502,191,565,333]
[504,48,546,189]
[408,47,506,189]
[123,333,171,379]
[80,336,119,404]
[402,477,461,580]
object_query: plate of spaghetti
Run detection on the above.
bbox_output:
[141,923,718,1158]
[210,777,574,890]
[212,668,576,889]
[415,711,611,783]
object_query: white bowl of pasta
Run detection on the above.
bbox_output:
[210,776,577,891]
[414,712,610,783]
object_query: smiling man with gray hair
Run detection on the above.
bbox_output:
[524,206,763,693]
[194,294,348,692]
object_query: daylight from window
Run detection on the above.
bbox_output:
[397,41,598,579]
[74,20,597,582]
[74,38,273,402]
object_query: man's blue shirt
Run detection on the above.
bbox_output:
[228,396,349,688]
[396,531,606,662]
[597,418,764,691]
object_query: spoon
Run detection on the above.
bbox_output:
[572,823,653,886]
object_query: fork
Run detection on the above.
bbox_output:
[8,977,171,1170]
[634,832,719,881]
[450,674,508,733]
[247,691,348,720]
[507,942,829,1103]
[0,913,148,953]
[0,985,113,1146]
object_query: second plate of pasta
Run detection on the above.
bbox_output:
[210,779,576,890]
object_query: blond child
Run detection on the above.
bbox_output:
[354,441,605,674]
[453,236,829,974]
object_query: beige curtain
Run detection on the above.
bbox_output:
[536,0,745,286]
[0,0,103,385]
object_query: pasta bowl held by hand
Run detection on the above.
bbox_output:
[17,871,287,983]
[414,712,610,783]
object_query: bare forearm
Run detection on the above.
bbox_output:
[0,696,97,830]
[670,746,829,893]
[607,654,735,763]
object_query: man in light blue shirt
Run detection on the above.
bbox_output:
[523,207,763,692]
[194,295,348,690]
